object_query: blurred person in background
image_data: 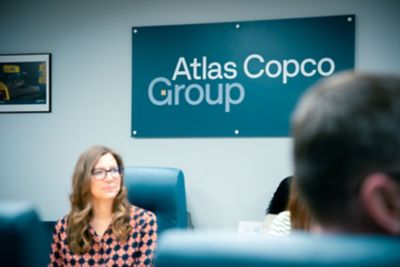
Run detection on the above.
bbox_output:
[292,72,400,236]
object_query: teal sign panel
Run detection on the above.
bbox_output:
[132,15,355,137]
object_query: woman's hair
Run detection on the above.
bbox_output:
[287,177,311,231]
[67,145,132,254]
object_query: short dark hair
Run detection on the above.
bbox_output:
[292,71,400,226]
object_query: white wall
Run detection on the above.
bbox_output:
[0,0,399,229]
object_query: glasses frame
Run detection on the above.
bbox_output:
[91,167,123,180]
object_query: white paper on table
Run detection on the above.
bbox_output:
[238,221,263,234]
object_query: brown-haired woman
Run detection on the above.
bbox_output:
[266,176,311,236]
[49,145,157,266]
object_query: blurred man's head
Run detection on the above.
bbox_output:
[292,71,400,235]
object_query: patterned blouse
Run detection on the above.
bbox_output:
[266,210,291,237]
[49,206,157,267]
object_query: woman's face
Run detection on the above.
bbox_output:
[90,153,122,202]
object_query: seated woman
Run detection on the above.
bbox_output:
[49,145,157,266]
[266,176,311,236]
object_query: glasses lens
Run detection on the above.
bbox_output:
[92,169,106,179]
[110,168,121,177]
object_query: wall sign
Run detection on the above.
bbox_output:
[132,15,355,137]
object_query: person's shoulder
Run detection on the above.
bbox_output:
[55,215,68,225]
[267,211,291,237]
[53,215,69,233]
[129,205,156,222]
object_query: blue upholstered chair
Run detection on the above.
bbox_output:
[0,201,49,267]
[154,230,400,267]
[124,167,188,235]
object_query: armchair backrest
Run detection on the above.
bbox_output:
[0,201,49,267]
[154,230,400,267]
[124,167,188,234]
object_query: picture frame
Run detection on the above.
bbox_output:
[0,53,51,113]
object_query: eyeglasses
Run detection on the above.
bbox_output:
[91,167,122,180]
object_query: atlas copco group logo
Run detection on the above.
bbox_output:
[148,54,335,112]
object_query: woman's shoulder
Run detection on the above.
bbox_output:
[267,210,291,237]
[129,205,156,222]
[54,215,68,226]
[52,215,69,236]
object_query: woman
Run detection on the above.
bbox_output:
[266,176,311,236]
[49,145,157,266]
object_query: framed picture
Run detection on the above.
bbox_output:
[0,53,51,113]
